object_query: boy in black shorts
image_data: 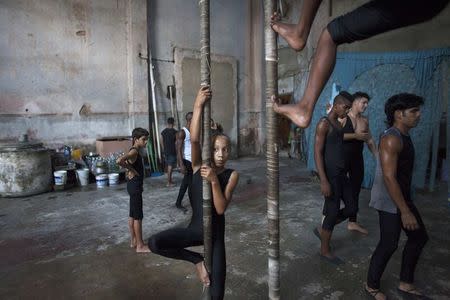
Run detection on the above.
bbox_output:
[117,127,151,253]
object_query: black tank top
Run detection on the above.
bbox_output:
[128,147,144,185]
[396,131,415,203]
[342,117,364,156]
[189,168,234,239]
[322,117,345,177]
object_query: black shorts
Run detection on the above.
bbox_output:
[165,154,177,167]
[327,0,448,45]
[127,179,143,220]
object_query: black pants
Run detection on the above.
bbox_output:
[347,154,364,222]
[367,204,428,289]
[127,179,143,220]
[322,174,356,231]
[327,0,448,45]
[175,159,193,206]
[148,226,226,300]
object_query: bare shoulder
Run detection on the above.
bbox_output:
[380,134,402,152]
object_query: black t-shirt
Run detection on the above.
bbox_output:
[161,128,177,156]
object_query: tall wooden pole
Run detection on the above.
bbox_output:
[200,0,212,299]
[264,0,280,299]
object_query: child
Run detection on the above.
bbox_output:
[116,127,151,253]
[148,86,239,299]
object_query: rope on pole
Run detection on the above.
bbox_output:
[264,1,280,299]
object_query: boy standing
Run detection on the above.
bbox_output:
[117,127,151,253]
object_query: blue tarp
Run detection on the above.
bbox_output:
[305,48,450,190]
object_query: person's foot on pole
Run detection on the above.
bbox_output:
[270,12,307,51]
[347,221,369,235]
[271,95,314,128]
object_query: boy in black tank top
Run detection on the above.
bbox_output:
[365,94,428,299]
[314,92,356,264]
[149,86,239,300]
[116,128,151,253]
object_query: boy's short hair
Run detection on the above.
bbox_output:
[167,117,175,125]
[352,91,370,102]
[334,91,353,104]
[132,127,150,141]
[384,93,424,126]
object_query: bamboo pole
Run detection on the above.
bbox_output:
[199,0,212,299]
[264,0,280,299]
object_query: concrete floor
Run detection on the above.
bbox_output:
[1,157,449,299]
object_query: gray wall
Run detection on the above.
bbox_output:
[0,0,148,147]
[148,0,265,156]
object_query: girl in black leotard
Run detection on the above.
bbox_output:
[148,86,239,300]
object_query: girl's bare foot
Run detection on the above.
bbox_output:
[136,244,151,253]
[271,95,313,128]
[365,283,386,300]
[270,12,306,51]
[347,222,368,235]
[195,261,210,286]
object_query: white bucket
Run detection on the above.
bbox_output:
[54,170,67,186]
[96,174,108,188]
[108,173,119,185]
[76,168,90,186]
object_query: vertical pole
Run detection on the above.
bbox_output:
[200,0,212,299]
[264,0,280,299]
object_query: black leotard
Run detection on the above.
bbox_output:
[149,168,234,300]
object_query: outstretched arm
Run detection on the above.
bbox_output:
[190,86,212,171]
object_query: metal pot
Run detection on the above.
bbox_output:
[0,140,52,197]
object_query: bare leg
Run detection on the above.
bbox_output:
[129,217,136,248]
[195,261,210,286]
[273,28,337,128]
[270,0,322,51]
[167,165,174,186]
[134,219,150,253]
[320,228,333,258]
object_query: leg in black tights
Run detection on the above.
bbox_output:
[348,155,364,223]
[367,204,428,289]
[175,159,193,207]
[148,226,203,264]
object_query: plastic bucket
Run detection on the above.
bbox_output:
[108,173,119,185]
[96,174,108,188]
[76,168,90,186]
[54,170,67,185]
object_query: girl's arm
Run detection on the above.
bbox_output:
[201,166,239,215]
[190,86,212,171]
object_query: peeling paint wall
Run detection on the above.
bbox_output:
[0,0,148,147]
[148,0,265,156]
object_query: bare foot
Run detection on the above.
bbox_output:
[365,283,386,300]
[130,237,137,248]
[271,95,313,128]
[398,282,424,296]
[195,261,210,286]
[136,244,151,253]
[347,222,368,235]
[270,12,306,51]
[166,182,175,187]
